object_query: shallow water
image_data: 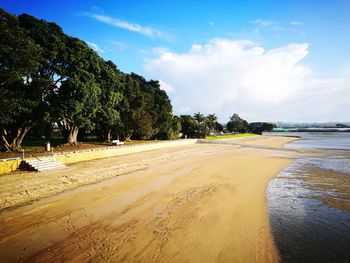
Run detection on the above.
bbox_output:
[267,132,350,263]
[276,131,350,151]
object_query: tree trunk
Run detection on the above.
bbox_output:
[67,126,79,146]
[57,119,79,146]
[57,120,69,141]
[1,123,32,152]
[106,128,112,142]
[124,131,133,141]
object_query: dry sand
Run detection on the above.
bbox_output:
[0,136,296,262]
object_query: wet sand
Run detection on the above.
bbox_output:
[0,136,295,262]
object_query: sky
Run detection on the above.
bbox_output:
[1,0,350,122]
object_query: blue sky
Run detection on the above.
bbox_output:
[1,0,350,122]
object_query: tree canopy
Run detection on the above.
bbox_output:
[0,9,177,151]
[0,8,278,151]
[226,113,248,133]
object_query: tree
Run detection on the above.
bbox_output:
[50,38,102,145]
[117,74,148,140]
[170,115,182,139]
[206,114,218,134]
[248,122,276,134]
[116,74,175,141]
[193,112,206,123]
[180,115,199,138]
[94,60,124,142]
[193,112,208,137]
[226,113,248,133]
[215,122,224,133]
[0,9,179,149]
[147,80,174,139]
[0,9,45,151]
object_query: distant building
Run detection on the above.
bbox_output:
[272,127,289,132]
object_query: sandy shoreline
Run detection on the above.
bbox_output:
[0,136,296,262]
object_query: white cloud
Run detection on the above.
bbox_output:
[289,21,304,25]
[143,39,350,122]
[252,19,276,27]
[86,41,105,53]
[159,80,175,93]
[179,106,191,114]
[87,13,172,40]
[251,19,305,36]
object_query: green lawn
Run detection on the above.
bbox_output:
[206,133,256,140]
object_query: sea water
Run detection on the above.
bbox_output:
[267,132,350,263]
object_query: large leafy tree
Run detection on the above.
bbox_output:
[50,38,102,145]
[248,122,276,134]
[19,12,103,146]
[94,60,124,142]
[146,80,175,139]
[117,74,146,141]
[180,115,199,138]
[227,113,248,133]
[179,114,207,138]
[0,9,46,151]
[117,74,175,140]
[170,115,182,139]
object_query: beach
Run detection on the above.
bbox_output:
[0,136,296,262]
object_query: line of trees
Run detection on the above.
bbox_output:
[179,113,223,138]
[0,9,180,151]
[179,113,275,138]
[226,113,276,134]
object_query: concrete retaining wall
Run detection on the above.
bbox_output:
[54,139,197,164]
[0,158,22,174]
[0,139,197,175]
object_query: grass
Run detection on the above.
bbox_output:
[206,133,256,140]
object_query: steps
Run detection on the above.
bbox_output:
[23,157,66,172]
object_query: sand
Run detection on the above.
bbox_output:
[0,136,296,262]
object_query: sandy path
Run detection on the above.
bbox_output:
[0,137,295,262]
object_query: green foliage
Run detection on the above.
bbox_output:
[206,133,256,140]
[116,74,174,141]
[0,9,48,151]
[226,114,276,135]
[206,114,218,134]
[169,115,182,139]
[179,113,224,138]
[180,115,199,138]
[94,60,124,141]
[0,9,177,149]
[226,113,248,133]
[248,122,276,134]
[47,37,103,145]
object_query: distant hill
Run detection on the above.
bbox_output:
[276,122,350,128]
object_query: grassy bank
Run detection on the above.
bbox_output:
[206,133,256,140]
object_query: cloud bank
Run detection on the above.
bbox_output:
[143,39,350,122]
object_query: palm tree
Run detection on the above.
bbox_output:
[206,114,218,133]
[193,112,205,123]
